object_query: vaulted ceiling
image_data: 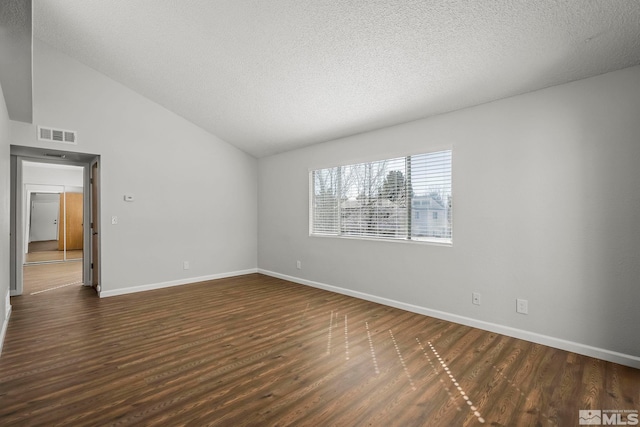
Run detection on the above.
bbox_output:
[0,0,32,123]
[33,0,640,157]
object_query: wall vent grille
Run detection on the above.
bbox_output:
[38,126,78,144]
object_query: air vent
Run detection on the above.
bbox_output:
[38,126,78,145]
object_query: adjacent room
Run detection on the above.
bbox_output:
[0,1,639,425]
[21,161,84,295]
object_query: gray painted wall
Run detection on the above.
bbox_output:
[0,0,32,123]
[10,39,258,294]
[0,79,11,353]
[258,66,640,365]
[23,162,84,187]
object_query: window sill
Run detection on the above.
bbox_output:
[309,233,452,247]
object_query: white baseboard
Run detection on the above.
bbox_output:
[99,269,259,298]
[0,305,12,357]
[258,269,640,369]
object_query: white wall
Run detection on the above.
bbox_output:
[11,39,258,295]
[258,66,640,367]
[23,162,83,187]
[0,80,11,354]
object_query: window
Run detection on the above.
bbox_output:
[311,150,452,243]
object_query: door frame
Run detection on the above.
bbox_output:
[90,159,100,292]
[9,145,101,296]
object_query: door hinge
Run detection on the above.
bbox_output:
[91,263,94,269]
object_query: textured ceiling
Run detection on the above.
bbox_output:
[0,0,32,123]
[33,0,640,157]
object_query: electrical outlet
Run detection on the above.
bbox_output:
[516,298,528,314]
[111,216,118,225]
[296,260,302,270]
[472,292,481,305]
[183,261,190,270]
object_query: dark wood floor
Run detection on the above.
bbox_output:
[28,240,59,252]
[1,273,638,426]
[26,240,82,263]
[22,261,83,294]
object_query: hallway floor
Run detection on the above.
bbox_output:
[22,260,83,295]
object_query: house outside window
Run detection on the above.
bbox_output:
[311,150,452,244]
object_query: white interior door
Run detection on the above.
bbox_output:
[30,200,59,242]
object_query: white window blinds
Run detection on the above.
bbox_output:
[311,150,452,243]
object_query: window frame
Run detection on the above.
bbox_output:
[309,149,453,246]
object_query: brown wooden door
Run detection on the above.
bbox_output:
[58,192,84,251]
[91,162,100,290]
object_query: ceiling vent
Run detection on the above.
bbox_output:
[37,126,78,145]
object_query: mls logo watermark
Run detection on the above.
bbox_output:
[579,409,639,425]
[580,410,602,425]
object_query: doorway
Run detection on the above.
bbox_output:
[10,145,100,297]
[23,167,84,265]
[29,193,60,244]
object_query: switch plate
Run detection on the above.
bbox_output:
[516,298,528,314]
[472,292,481,305]
[111,216,118,225]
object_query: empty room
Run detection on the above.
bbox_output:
[1,1,639,426]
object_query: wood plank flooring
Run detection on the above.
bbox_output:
[25,250,83,263]
[28,240,59,252]
[22,261,83,294]
[1,273,639,426]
